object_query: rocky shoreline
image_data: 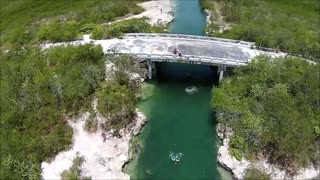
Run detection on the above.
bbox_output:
[42,64,148,179]
[111,0,174,26]
[41,107,147,179]
[216,123,320,180]
[41,1,174,179]
[203,2,232,35]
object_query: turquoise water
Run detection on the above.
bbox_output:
[126,0,229,179]
[169,0,207,35]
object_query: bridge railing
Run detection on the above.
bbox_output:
[125,33,255,47]
[121,52,248,67]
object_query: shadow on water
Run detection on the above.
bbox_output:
[156,62,220,85]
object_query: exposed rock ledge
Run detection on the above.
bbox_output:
[203,1,232,35]
[216,123,320,180]
[110,0,174,26]
[41,109,147,180]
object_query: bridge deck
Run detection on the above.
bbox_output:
[43,33,287,67]
[101,34,251,66]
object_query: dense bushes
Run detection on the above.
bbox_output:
[37,21,81,42]
[0,44,105,179]
[97,81,136,131]
[0,45,144,179]
[244,167,270,180]
[60,155,90,180]
[97,55,145,131]
[0,0,149,178]
[203,0,320,60]
[91,18,166,39]
[1,0,145,47]
[212,56,320,175]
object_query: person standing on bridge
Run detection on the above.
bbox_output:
[173,48,177,54]
[178,49,182,57]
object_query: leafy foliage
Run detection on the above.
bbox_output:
[203,0,320,60]
[37,21,81,42]
[0,44,105,179]
[108,54,146,92]
[212,56,320,174]
[97,81,136,131]
[91,18,166,39]
[97,55,145,131]
[244,167,270,180]
[1,0,145,47]
[61,154,91,180]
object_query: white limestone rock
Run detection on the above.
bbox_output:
[217,123,320,180]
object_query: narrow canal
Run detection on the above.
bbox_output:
[126,0,229,179]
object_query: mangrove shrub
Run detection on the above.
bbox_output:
[212,56,320,174]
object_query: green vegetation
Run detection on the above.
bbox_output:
[200,0,214,10]
[91,18,166,39]
[61,154,91,180]
[0,45,144,179]
[202,0,320,60]
[0,44,106,179]
[1,0,145,48]
[97,81,136,131]
[0,1,150,177]
[244,167,270,180]
[97,55,145,132]
[37,21,81,42]
[212,56,320,175]
[229,135,246,160]
[0,0,151,178]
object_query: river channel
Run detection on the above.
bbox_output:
[126,0,230,179]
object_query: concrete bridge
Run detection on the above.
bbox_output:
[43,33,286,81]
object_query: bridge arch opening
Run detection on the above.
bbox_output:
[147,62,234,85]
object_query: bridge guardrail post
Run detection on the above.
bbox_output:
[147,59,152,80]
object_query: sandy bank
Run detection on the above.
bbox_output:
[41,109,146,179]
[112,0,174,26]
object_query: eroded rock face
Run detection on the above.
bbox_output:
[217,141,250,179]
[41,109,147,180]
[216,123,320,180]
[132,110,147,136]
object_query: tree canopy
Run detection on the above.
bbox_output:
[202,0,320,60]
[97,55,146,132]
[0,44,105,179]
[212,56,320,174]
[0,0,145,48]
